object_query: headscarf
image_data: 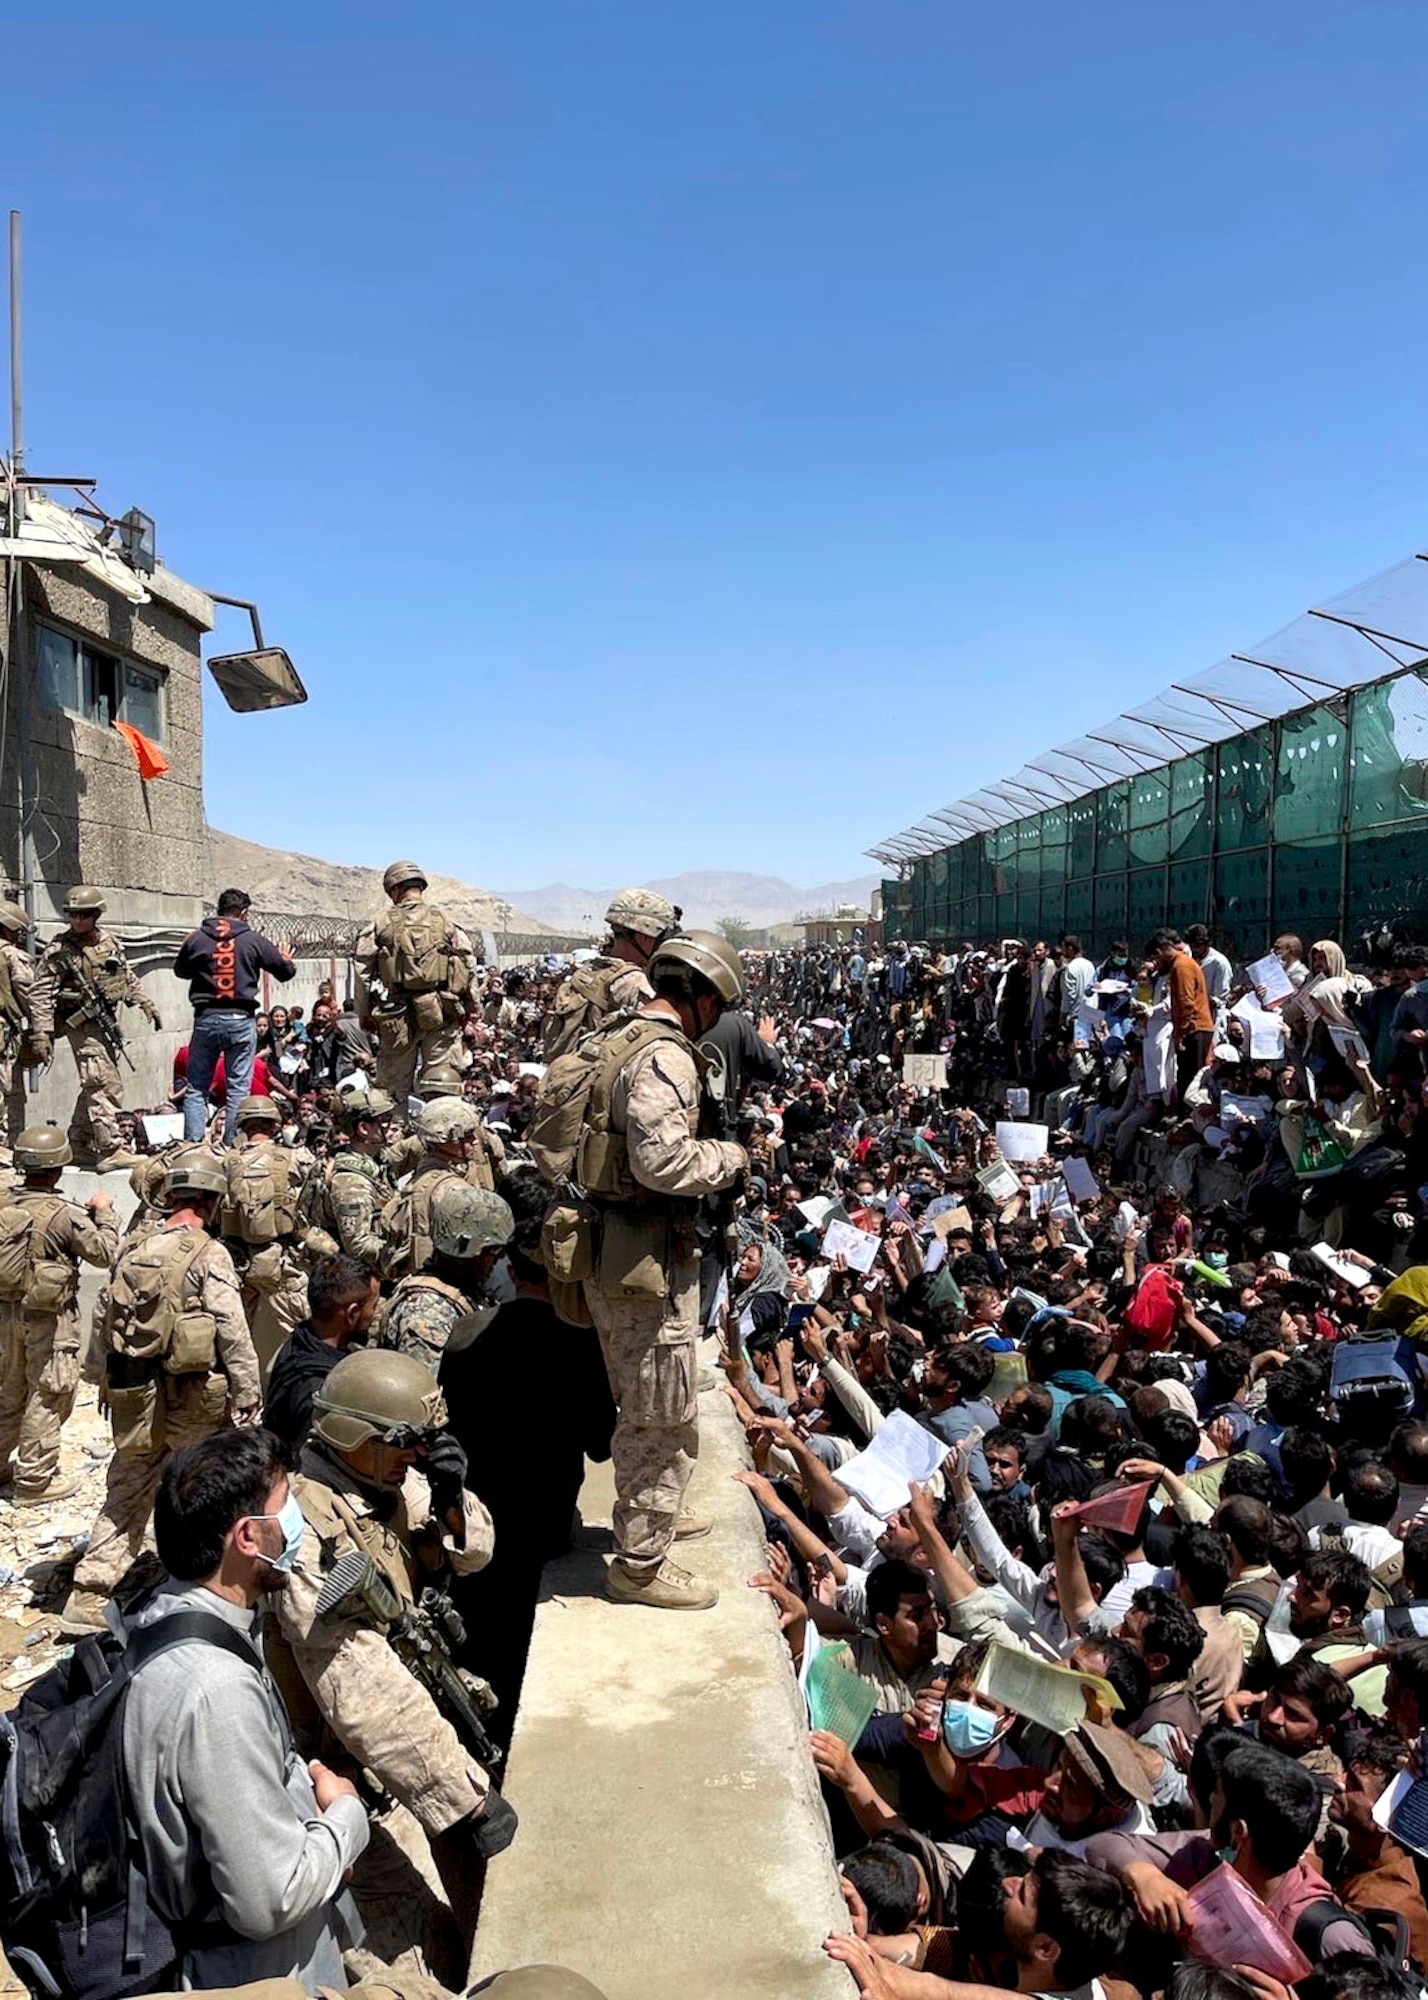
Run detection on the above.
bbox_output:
[732,1226,792,1307]
[1284,938,1369,1035]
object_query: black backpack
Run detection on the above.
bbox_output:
[1294,1898,1412,1977]
[1,1609,261,2000]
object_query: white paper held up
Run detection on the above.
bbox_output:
[822,1217,881,1275]
[1244,953,1296,1008]
[836,1409,949,1519]
[996,1121,1049,1164]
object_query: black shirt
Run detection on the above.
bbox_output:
[263,1321,344,1451]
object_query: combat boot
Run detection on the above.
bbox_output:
[12,1473,81,1506]
[57,1585,111,1637]
[606,1556,718,1611]
[673,1508,712,1539]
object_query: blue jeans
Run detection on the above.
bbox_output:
[185,1009,258,1145]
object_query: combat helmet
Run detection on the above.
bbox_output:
[430,1183,514,1260]
[647,929,744,1007]
[312,1347,447,1455]
[414,1096,481,1146]
[337,1086,396,1126]
[605,888,677,942]
[14,1126,71,1171]
[382,859,428,896]
[236,1094,282,1126]
[0,901,30,935]
[165,1155,229,1201]
[63,887,105,916]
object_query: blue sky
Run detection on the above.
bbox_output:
[13,3,1428,891]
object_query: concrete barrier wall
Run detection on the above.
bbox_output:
[472,1390,851,2000]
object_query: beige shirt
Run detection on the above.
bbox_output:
[609,1031,745,1199]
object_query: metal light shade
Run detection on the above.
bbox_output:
[207,645,308,711]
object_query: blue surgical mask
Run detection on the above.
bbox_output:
[1206,1251,1229,1270]
[942,1698,1000,1757]
[250,1491,306,1573]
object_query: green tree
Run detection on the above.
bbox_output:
[716,914,755,950]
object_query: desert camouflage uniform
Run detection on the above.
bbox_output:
[0,1191,117,1495]
[542,956,653,1061]
[381,1145,507,1282]
[382,1272,490,1376]
[0,940,38,1149]
[267,1445,495,1980]
[305,1150,396,1275]
[31,929,157,1163]
[73,1228,261,1595]
[354,899,476,1102]
[223,1133,312,1380]
[583,1028,744,1570]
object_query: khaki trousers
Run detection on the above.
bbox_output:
[585,1252,700,1570]
[74,1370,230,1593]
[0,1304,79,1493]
[64,1026,125,1160]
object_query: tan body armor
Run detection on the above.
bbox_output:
[542,958,638,1062]
[372,900,471,1034]
[103,1224,218,1376]
[0,1192,81,1313]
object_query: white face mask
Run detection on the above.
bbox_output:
[247,1491,306,1572]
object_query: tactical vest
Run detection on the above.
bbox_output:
[222,1140,299,1246]
[103,1224,217,1376]
[266,1469,426,1758]
[0,1192,78,1313]
[48,933,127,1029]
[372,901,467,999]
[386,1271,489,1356]
[300,1149,384,1240]
[542,959,632,1062]
[528,1015,690,1191]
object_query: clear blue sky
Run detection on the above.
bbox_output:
[13,3,1428,892]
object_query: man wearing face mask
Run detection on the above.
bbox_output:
[574,931,748,1612]
[265,1345,514,1984]
[381,1184,515,1374]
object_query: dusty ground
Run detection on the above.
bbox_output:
[0,1384,116,1711]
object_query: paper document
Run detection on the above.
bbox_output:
[822,1218,881,1274]
[1375,1770,1428,1861]
[1247,1009,1286,1059]
[1060,1155,1100,1205]
[1219,1090,1273,1130]
[797,1195,845,1232]
[836,1409,948,1518]
[996,1120,1049,1164]
[1183,1864,1310,1983]
[1244,952,1296,1008]
[929,1204,974,1242]
[1328,1024,1370,1065]
[802,1637,880,1747]
[977,1161,1021,1203]
[973,1641,1120,1737]
[140,1113,184,1146]
[1067,1479,1154,1535]
[1309,1241,1371,1289]
[903,1054,947,1089]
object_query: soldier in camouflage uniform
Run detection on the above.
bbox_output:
[300,1089,401,1275]
[383,1183,514,1375]
[267,1347,516,1982]
[0,901,40,1152]
[31,886,161,1171]
[542,888,677,1061]
[575,931,747,1612]
[61,1154,262,1633]
[222,1093,313,1379]
[355,861,477,1101]
[381,1094,506,1281]
[0,1126,119,1504]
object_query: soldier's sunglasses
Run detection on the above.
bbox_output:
[374,1423,437,1451]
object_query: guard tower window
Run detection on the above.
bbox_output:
[37,623,165,742]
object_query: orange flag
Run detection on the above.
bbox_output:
[112,719,170,780]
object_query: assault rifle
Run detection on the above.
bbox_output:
[71,960,134,1071]
[314,1549,504,1773]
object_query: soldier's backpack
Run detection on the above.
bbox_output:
[0,947,22,1033]
[0,1194,77,1313]
[0,1611,262,2000]
[374,903,466,998]
[542,961,630,1063]
[527,1016,686,1187]
[222,1143,298,1246]
[102,1226,217,1377]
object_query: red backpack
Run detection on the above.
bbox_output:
[1120,1265,1183,1351]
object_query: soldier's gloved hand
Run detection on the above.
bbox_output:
[24,1034,52,1064]
[471,1787,518,1857]
[145,1004,163,1029]
[422,1429,468,1514]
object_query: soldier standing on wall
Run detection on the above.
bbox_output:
[355,862,476,1101]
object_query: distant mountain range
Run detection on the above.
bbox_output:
[495,871,880,936]
[206,829,555,935]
